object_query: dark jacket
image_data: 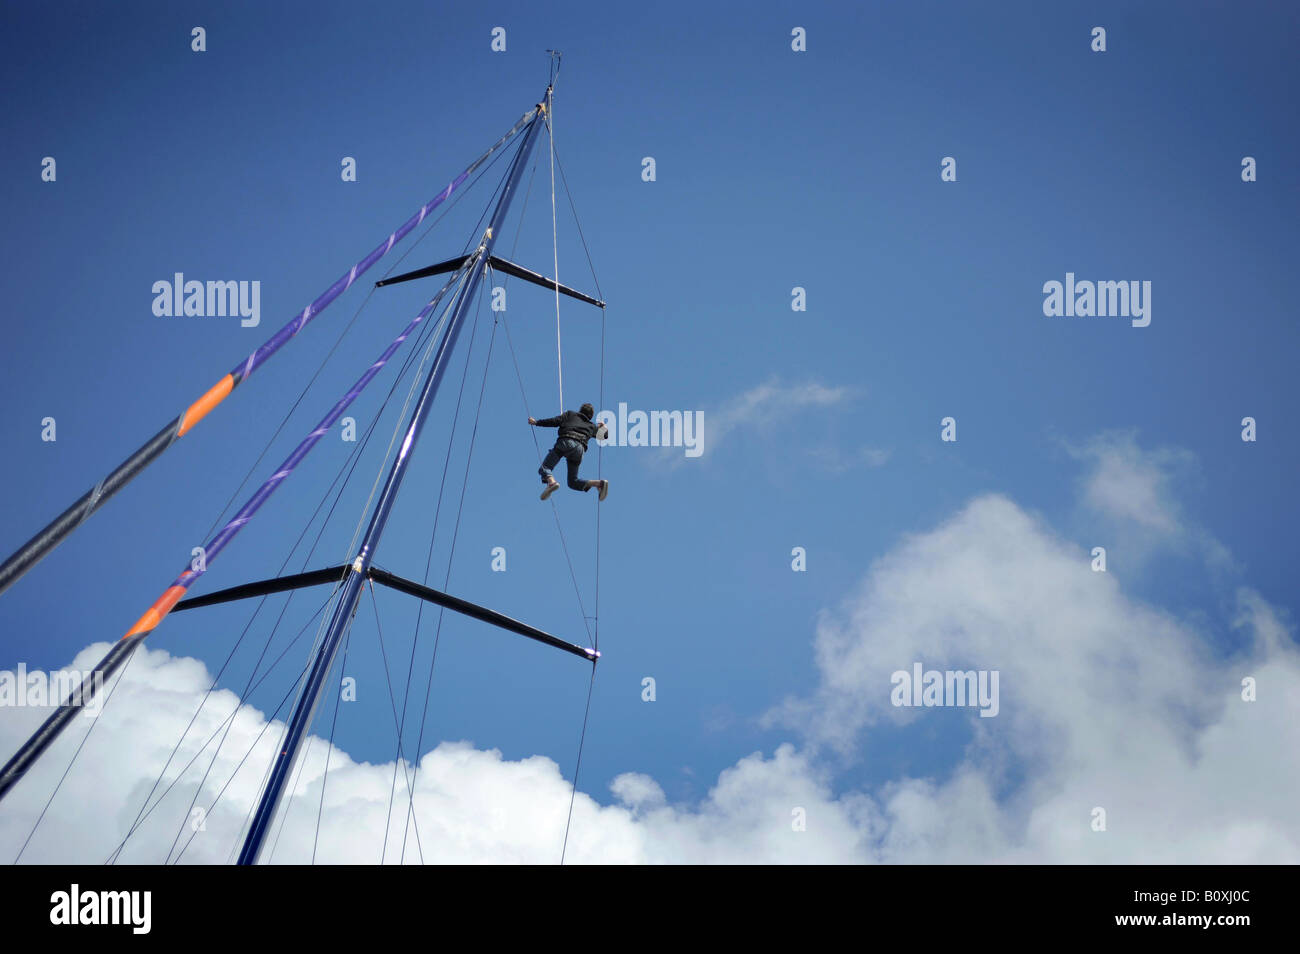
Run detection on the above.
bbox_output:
[535,410,602,450]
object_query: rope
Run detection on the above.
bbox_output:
[551,145,605,300]
[12,644,142,863]
[560,663,596,863]
[596,307,605,653]
[548,136,607,859]
[402,281,496,862]
[497,311,592,645]
[172,618,326,864]
[311,625,353,864]
[160,272,462,865]
[368,581,426,863]
[102,589,335,864]
[547,97,564,410]
[195,136,515,550]
[171,293,453,864]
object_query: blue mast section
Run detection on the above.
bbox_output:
[237,97,549,865]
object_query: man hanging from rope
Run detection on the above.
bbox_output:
[530,402,610,501]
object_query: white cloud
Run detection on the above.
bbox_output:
[1065,430,1236,574]
[1068,431,1191,534]
[680,379,852,463]
[766,493,1300,861]
[808,444,892,473]
[0,646,863,864]
[2,434,1295,864]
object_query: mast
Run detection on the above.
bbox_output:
[236,96,550,865]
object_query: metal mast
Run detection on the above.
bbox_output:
[236,93,550,865]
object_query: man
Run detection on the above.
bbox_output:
[530,402,610,501]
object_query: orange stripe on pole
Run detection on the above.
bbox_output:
[178,374,235,436]
[122,585,188,638]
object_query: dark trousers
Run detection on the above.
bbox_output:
[540,438,590,491]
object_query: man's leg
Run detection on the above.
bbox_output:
[563,445,589,491]
[539,445,563,484]
[565,446,609,499]
[539,444,564,499]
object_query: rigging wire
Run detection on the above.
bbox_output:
[49,104,601,867]
[10,106,604,868]
[369,160,527,863]
[51,144,514,864]
[243,139,521,864]
[498,314,593,646]
[102,589,335,863]
[257,273,471,864]
[110,270,463,864]
[387,279,487,863]
[560,665,596,863]
[170,593,345,863]
[399,278,495,863]
[384,138,544,863]
[163,302,448,864]
[244,243,488,864]
[12,645,143,863]
[195,134,520,550]
[367,581,428,863]
[311,624,353,864]
[547,92,564,410]
[546,136,609,861]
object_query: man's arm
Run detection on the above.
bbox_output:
[530,415,563,427]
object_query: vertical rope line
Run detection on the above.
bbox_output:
[560,663,596,864]
[595,306,605,653]
[401,282,497,862]
[547,94,563,410]
[311,625,353,864]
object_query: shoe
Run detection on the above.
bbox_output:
[541,479,559,500]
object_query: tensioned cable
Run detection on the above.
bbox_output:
[109,269,464,865]
[103,588,336,864]
[382,141,544,863]
[560,665,596,864]
[382,265,490,864]
[70,253,475,865]
[247,141,521,864]
[166,275,465,865]
[12,644,143,863]
[336,266,474,577]
[548,138,608,861]
[402,284,498,863]
[29,114,534,866]
[310,624,353,864]
[394,276,492,862]
[196,133,520,550]
[547,97,564,410]
[169,595,341,863]
[551,146,604,300]
[498,314,593,645]
[151,303,449,864]
[367,582,428,863]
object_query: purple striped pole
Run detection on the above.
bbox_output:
[122,262,473,640]
[0,108,536,599]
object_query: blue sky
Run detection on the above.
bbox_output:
[0,1,1297,862]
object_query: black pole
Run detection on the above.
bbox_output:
[0,635,143,801]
